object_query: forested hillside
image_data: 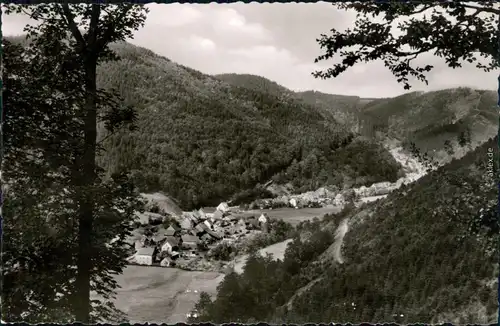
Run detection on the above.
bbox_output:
[216,74,498,162]
[94,42,401,209]
[192,136,498,324]
[213,73,295,99]
[215,74,371,132]
[360,88,497,157]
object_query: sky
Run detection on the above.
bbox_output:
[2,3,498,98]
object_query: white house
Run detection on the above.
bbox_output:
[289,198,297,208]
[161,236,180,254]
[258,213,268,224]
[203,220,213,230]
[135,247,155,265]
[216,202,230,213]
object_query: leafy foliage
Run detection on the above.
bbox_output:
[2,3,148,322]
[313,2,499,89]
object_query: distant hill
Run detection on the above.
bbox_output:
[215,74,374,132]
[359,88,497,158]
[93,43,401,209]
[215,74,498,159]
[294,90,374,132]
[214,73,295,99]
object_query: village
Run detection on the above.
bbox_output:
[127,201,271,269]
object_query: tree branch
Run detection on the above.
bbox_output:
[461,3,500,15]
[59,4,86,51]
[95,4,134,52]
[87,4,101,49]
[410,4,437,15]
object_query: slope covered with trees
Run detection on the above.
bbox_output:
[191,136,498,324]
[360,88,497,156]
[216,74,497,160]
[95,43,402,209]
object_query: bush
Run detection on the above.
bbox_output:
[210,242,237,261]
[148,216,163,226]
[149,203,161,214]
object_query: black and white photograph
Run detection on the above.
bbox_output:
[2,2,499,324]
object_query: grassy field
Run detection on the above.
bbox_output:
[233,239,293,274]
[234,207,341,226]
[110,266,224,323]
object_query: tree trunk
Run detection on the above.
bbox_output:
[74,56,98,323]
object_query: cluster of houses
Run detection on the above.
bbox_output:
[131,202,269,267]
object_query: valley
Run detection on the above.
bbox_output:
[4,4,499,325]
[110,140,431,323]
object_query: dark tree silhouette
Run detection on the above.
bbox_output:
[3,4,148,322]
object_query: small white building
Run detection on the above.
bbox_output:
[258,213,268,224]
[289,198,297,208]
[216,202,230,213]
[203,220,213,230]
[161,236,180,254]
[135,247,155,266]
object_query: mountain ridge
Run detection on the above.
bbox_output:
[94,42,402,209]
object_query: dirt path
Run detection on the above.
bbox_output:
[333,218,349,264]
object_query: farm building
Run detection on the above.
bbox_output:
[203,220,213,230]
[182,235,200,249]
[134,240,144,250]
[135,247,155,266]
[207,229,223,240]
[193,223,206,235]
[199,207,216,219]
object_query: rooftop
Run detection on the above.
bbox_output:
[136,247,155,256]
[182,235,200,243]
[201,207,217,213]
